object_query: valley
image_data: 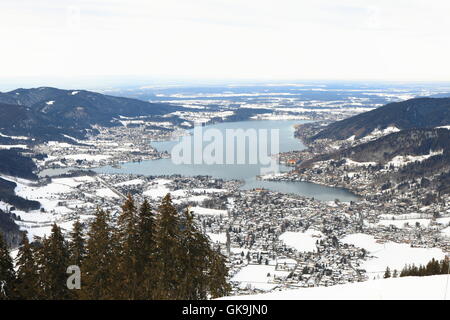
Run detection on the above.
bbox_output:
[0,83,450,298]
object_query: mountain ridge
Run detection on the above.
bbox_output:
[302,128,450,166]
[0,87,181,141]
[309,97,450,141]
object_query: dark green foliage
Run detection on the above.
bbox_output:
[37,224,72,300]
[135,198,156,299]
[0,234,15,299]
[383,267,391,278]
[0,194,230,300]
[81,209,116,300]
[68,219,86,267]
[14,232,38,299]
[153,194,185,299]
[115,195,140,299]
[0,151,37,180]
[208,250,232,299]
[400,258,450,277]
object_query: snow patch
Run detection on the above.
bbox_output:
[341,233,445,277]
[279,229,324,253]
[190,206,228,216]
[387,150,444,167]
[0,144,28,149]
[96,188,120,199]
[231,265,291,291]
[223,275,450,300]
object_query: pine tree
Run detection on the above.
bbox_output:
[135,198,156,299]
[68,219,86,267]
[441,259,449,275]
[179,208,230,299]
[81,209,116,300]
[208,250,231,299]
[115,194,139,299]
[418,265,426,276]
[383,267,391,278]
[153,194,183,299]
[430,258,441,275]
[37,224,72,300]
[14,232,38,299]
[179,208,210,299]
[0,233,16,300]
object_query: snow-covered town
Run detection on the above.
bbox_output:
[2,165,449,296]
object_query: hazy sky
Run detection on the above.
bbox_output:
[1,0,450,84]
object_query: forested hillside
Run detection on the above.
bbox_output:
[302,128,450,167]
[309,98,450,141]
[0,194,230,300]
[0,87,181,141]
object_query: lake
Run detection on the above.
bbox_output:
[95,120,359,202]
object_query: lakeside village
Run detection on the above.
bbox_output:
[31,101,368,172]
[2,116,449,296]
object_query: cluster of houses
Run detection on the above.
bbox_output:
[13,165,450,295]
[33,123,177,171]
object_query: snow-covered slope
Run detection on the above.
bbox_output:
[341,233,445,278]
[222,275,450,300]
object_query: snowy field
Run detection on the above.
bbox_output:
[442,227,450,237]
[279,229,324,252]
[231,264,291,291]
[142,179,171,199]
[206,232,227,244]
[342,233,446,278]
[190,206,228,216]
[223,275,450,300]
[375,212,450,229]
[96,188,120,199]
[1,173,229,241]
[115,178,145,186]
[1,175,97,241]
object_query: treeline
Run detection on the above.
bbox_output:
[0,150,37,180]
[0,194,230,300]
[382,258,449,279]
[399,258,449,277]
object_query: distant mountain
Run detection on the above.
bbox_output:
[309,98,450,141]
[0,87,181,140]
[429,92,450,98]
[0,102,89,142]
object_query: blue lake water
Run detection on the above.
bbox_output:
[96,120,359,202]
